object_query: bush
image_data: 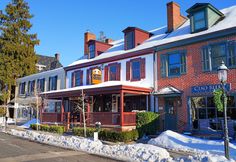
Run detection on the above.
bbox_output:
[72,127,97,137]
[136,112,159,137]
[72,127,138,142]
[49,125,64,134]
[99,129,138,143]
[30,124,65,134]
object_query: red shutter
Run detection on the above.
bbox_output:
[86,69,90,85]
[80,70,83,86]
[126,61,130,81]
[71,72,75,87]
[141,58,146,79]
[117,63,121,81]
[104,66,108,82]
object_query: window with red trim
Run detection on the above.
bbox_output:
[72,70,83,87]
[104,63,121,81]
[126,58,145,81]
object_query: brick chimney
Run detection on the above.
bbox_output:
[55,53,60,61]
[167,1,187,33]
[84,31,96,55]
[105,38,113,44]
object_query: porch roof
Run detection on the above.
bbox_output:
[153,86,182,96]
[41,81,152,99]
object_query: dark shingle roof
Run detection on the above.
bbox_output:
[37,54,63,72]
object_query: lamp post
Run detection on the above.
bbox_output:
[217,61,229,159]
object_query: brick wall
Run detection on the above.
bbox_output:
[157,35,236,131]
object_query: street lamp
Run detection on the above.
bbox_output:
[217,60,229,159]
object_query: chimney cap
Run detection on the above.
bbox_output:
[55,53,60,61]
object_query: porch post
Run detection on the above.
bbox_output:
[87,97,90,126]
[61,97,64,123]
[40,98,43,123]
[120,90,124,126]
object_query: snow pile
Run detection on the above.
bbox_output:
[19,118,40,128]
[8,129,171,162]
[0,117,15,125]
[148,130,236,161]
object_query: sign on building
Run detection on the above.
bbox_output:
[191,84,231,93]
[92,68,102,84]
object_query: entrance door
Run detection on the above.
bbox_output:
[165,98,177,131]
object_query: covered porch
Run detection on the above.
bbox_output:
[40,83,151,130]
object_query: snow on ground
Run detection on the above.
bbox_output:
[19,118,40,128]
[0,117,15,125]
[148,130,236,162]
[8,129,171,162]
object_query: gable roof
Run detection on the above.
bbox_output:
[186,3,224,16]
[67,5,236,69]
[37,54,63,71]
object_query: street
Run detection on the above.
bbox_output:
[0,132,119,162]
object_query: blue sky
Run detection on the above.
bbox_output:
[0,0,235,66]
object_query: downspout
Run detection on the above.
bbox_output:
[153,48,158,112]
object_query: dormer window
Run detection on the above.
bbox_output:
[123,27,152,50]
[89,44,95,59]
[125,31,134,50]
[193,10,206,31]
[187,3,224,33]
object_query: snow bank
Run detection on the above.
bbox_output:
[8,129,171,162]
[19,118,40,128]
[0,117,15,125]
[148,130,236,161]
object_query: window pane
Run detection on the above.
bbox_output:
[191,97,206,108]
[132,61,140,80]
[227,96,235,107]
[199,108,207,119]
[194,11,205,21]
[211,44,227,70]
[75,71,81,86]
[193,11,206,30]
[168,53,181,76]
[207,108,216,119]
[109,66,117,81]
[126,32,134,49]
[227,108,236,120]
[89,44,95,58]
[207,97,215,107]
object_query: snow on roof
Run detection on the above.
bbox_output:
[68,5,236,67]
[155,86,182,95]
[42,81,151,95]
[17,67,64,81]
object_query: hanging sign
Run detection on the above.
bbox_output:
[92,68,102,84]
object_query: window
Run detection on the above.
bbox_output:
[44,100,61,113]
[125,31,134,50]
[28,80,35,95]
[126,58,145,81]
[48,76,57,91]
[37,78,45,92]
[72,70,83,87]
[202,41,236,71]
[109,66,117,81]
[106,63,120,81]
[191,96,236,129]
[19,82,26,95]
[89,44,95,59]
[161,51,186,77]
[132,61,141,80]
[193,10,206,31]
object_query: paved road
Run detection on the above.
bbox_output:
[0,132,119,162]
